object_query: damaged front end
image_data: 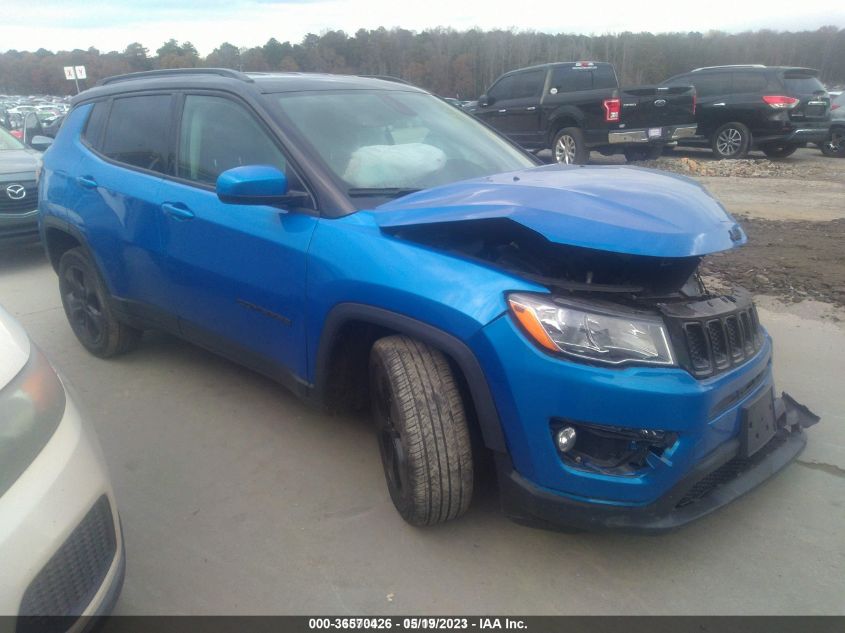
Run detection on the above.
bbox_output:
[374,165,820,530]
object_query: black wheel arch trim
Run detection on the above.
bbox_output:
[315,303,508,453]
[41,216,98,273]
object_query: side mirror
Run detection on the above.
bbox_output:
[29,135,53,152]
[479,94,492,107]
[216,165,289,205]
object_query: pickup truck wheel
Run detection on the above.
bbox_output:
[553,128,589,165]
[821,128,845,157]
[369,335,473,526]
[58,247,142,358]
[711,122,751,159]
[623,145,663,162]
[762,144,800,159]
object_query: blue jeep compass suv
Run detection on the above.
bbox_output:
[39,69,818,532]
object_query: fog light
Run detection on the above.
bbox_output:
[556,426,577,453]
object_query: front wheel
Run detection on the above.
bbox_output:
[821,127,845,157]
[711,122,751,159]
[762,144,800,159]
[553,127,589,165]
[369,336,473,526]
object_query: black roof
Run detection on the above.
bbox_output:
[72,68,425,105]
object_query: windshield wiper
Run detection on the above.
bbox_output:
[348,187,422,199]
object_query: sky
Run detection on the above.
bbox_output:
[3,0,844,55]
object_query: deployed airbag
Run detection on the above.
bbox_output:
[343,143,446,188]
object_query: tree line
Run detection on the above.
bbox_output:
[2,26,843,99]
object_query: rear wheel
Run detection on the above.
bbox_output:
[369,335,473,526]
[553,127,589,165]
[58,247,142,358]
[711,122,751,159]
[762,144,800,159]
[624,145,663,162]
[821,127,845,157]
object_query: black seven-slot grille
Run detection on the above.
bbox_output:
[659,290,763,379]
[0,180,38,214]
[17,495,116,630]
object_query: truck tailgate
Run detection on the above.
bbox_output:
[620,85,696,129]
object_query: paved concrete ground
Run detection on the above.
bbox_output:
[1,153,843,614]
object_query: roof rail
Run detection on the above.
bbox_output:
[359,74,416,86]
[99,68,254,86]
[691,64,766,72]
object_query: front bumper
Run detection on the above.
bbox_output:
[0,384,124,619]
[497,394,814,533]
[0,208,40,245]
[608,124,697,144]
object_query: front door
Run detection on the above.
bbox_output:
[159,93,317,381]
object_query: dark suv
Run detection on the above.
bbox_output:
[471,62,697,164]
[662,65,831,159]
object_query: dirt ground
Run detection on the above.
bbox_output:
[588,147,845,309]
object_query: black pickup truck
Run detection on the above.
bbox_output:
[470,61,697,164]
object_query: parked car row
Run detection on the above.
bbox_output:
[469,63,837,161]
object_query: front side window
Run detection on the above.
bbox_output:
[177,95,286,186]
[487,75,517,101]
[101,95,172,174]
[269,90,534,202]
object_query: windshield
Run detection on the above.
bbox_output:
[0,126,25,151]
[269,89,535,202]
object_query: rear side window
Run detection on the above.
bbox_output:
[82,101,109,148]
[730,72,770,93]
[551,66,592,93]
[101,95,172,174]
[177,95,286,186]
[782,74,826,94]
[511,70,546,99]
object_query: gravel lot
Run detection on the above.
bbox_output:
[1,147,843,615]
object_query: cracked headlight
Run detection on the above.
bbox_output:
[508,292,675,366]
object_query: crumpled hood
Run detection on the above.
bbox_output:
[375,164,746,257]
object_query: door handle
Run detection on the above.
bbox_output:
[525,106,537,111]
[498,109,507,113]
[76,176,98,189]
[712,102,726,107]
[161,202,195,221]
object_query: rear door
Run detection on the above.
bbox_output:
[74,93,173,311]
[158,92,317,380]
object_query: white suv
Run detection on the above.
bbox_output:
[0,304,125,623]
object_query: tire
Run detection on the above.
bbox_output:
[762,144,800,159]
[711,122,751,159]
[624,145,663,162]
[58,247,142,358]
[552,127,589,165]
[369,335,473,526]
[821,127,845,157]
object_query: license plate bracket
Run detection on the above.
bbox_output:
[741,388,777,458]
